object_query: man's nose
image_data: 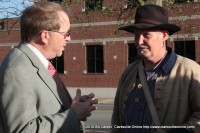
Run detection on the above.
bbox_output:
[65,36,71,41]
[135,35,144,45]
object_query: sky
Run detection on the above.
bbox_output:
[0,0,33,19]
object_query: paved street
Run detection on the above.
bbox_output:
[85,99,114,133]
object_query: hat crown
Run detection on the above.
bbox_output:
[135,4,168,25]
[118,4,181,35]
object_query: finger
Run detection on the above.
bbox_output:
[79,95,87,102]
[89,98,98,105]
[91,99,98,104]
[88,93,95,99]
[87,112,92,117]
[90,105,97,111]
[74,89,81,101]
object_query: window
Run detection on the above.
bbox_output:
[174,0,194,3]
[86,45,104,73]
[126,0,140,8]
[174,40,195,61]
[128,43,138,64]
[50,54,64,73]
[85,0,103,11]
[48,0,62,3]
[0,21,4,30]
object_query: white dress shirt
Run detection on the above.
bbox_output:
[25,43,49,69]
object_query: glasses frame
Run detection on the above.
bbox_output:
[48,30,70,38]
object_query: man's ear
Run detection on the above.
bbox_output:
[40,30,49,44]
[162,30,169,41]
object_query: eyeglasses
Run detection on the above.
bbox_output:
[48,30,70,38]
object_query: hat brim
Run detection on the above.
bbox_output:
[118,23,181,35]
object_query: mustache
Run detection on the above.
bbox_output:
[136,45,148,49]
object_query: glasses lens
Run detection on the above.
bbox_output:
[65,31,70,37]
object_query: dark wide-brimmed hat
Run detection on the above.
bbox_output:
[119,4,181,35]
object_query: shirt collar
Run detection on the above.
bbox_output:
[25,43,49,69]
[143,47,177,75]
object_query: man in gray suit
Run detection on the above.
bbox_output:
[0,2,98,133]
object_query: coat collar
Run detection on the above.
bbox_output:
[162,47,177,75]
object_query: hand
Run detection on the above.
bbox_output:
[80,93,97,103]
[71,89,98,121]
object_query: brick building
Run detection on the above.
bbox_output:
[0,0,200,98]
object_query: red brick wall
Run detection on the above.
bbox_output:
[0,46,13,63]
[62,41,126,87]
[0,2,200,88]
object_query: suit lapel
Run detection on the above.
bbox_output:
[17,44,69,109]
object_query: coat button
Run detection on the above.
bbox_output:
[131,83,135,88]
[135,97,140,102]
[138,84,143,89]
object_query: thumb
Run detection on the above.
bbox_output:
[74,89,81,102]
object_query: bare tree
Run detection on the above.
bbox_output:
[0,0,33,32]
[0,0,33,18]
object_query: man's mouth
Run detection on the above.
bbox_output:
[137,45,148,49]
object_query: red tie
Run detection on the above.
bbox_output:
[48,61,70,107]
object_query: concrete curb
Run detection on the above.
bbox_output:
[68,87,117,99]
[98,98,114,104]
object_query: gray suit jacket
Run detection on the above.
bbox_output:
[0,43,81,133]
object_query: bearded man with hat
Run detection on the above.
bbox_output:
[111,4,200,133]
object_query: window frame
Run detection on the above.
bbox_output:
[174,0,194,3]
[0,21,4,30]
[50,53,65,74]
[174,40,196,61]
[126,0,140,9]
[48,0,62,3]
[86,44,104,74]
[128,43,138,64]
[84,0,103,12]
